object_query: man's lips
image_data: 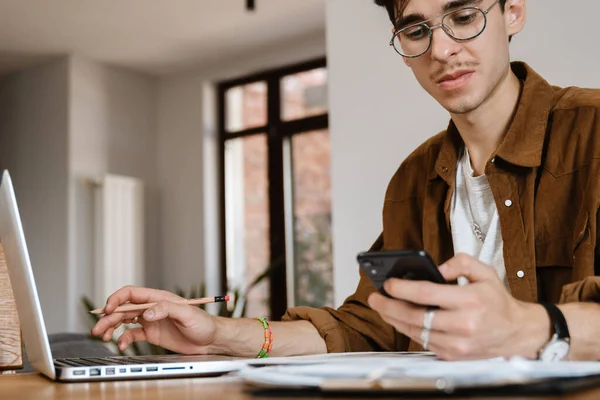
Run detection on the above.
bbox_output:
[436,70,475,91]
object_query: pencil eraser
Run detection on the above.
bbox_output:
[225,295,230,301]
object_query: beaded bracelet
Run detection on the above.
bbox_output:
[256,317,273,358]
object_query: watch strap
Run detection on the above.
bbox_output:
[540,303,570,340]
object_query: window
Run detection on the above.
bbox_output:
[218,58,332,319]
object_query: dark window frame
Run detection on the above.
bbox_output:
[217,57,328,319]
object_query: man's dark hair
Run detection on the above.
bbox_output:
[374,0,508,28]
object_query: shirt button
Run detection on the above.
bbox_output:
[442,166,449,173]
[517,270,525,278]
[504,199,513,207]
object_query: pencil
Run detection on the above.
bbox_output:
[90,295,230,315]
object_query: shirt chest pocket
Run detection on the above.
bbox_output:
[533,214,586,303]
[571,212,596,280]
[535,212,590,270]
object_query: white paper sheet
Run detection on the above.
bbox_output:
[237,355,600,391]
[244,351,435,366]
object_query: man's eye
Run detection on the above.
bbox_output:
[403,25,428,40]
[450,10,478,25]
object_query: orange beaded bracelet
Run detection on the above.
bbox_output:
[256,317,273,358]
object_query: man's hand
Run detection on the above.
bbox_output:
[367,253,550,360]
[92,286,223,354]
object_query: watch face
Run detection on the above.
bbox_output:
[540,340,570,362]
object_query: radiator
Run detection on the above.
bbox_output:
[93,174,144,306]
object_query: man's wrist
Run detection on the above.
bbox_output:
[208,316,263,357]
[516,302,552,359]
[206,316,240,355]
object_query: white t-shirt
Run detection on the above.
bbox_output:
[450,149,509,290]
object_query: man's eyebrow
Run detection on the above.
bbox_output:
[442,0,483,12]
[395,13,426,30]
[395,0,483,30]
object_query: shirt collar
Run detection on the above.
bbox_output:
[431,62,556,182]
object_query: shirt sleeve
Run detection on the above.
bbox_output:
[560,209,600,303]
[560,277,600,303]
[281,233,411,353]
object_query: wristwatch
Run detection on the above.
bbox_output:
[538,303,570,361]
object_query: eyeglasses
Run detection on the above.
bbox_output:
[389,0,500,58]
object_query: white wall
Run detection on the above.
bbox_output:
[0,56,159,333]
[509,1,600,87]
[157,30,327,300]
[0,59,70,333]
[325,0,600,306]
[156,74,206,294]
[68,56,159,332]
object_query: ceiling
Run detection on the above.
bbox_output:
[0,0,326,76]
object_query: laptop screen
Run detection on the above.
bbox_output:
[0,170,56,379]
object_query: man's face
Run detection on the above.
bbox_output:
[399,0,523,115]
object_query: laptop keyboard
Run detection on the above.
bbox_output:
[54,356,159,367]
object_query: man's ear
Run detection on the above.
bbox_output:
[504,0,526,37]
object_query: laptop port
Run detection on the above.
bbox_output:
[146,367,158,372]
[90,368,101,376]
[130,367,143,373]
[119,368,127,373]
[105,368,115,375]
[73,370,85,376]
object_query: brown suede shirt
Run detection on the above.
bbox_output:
[283,62,600,353]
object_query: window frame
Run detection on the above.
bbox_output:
[217,57,329,319]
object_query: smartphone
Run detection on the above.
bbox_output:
[357,249,446,297]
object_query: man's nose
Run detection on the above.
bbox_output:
[429,26,462,62]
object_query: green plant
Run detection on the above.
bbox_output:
[293,213,333,307]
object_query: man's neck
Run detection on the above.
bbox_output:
[451,69,522,176]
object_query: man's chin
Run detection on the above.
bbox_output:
[438,97,481,115]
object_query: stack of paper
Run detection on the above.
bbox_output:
[237,354,600,394]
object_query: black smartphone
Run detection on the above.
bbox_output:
[357,249,446,297]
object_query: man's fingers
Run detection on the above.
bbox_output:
[368,292,426,326]
[104,286,182,314]
[92,311,141,336]
[102,327,115,342]
[381,254,501,309]
[438,253,497,283]
[377,312,472,359]
[117,328,147,352]
[142,300,202,327]
[369,293,480,336]
[382,278,478,309]
[378,315,443,351]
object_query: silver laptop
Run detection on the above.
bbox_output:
[0,170,245,381]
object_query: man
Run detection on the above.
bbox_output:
[93,0,600,361]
